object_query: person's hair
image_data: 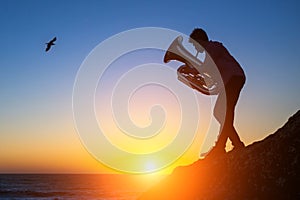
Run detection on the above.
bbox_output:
[190,28,209,42]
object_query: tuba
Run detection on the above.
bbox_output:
[164,36,218,95]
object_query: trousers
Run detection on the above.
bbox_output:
[213,75,245,148]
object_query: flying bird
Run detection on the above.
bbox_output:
[45,37,57,52]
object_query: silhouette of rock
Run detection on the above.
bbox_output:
[139,110,300,200]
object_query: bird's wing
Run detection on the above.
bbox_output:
[45,44,51,51]
[51,37,57,42]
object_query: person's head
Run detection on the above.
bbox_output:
[189,28,208,52]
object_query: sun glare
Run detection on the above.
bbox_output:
[144,161,157,173]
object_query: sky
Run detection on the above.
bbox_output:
[0,0,300,174]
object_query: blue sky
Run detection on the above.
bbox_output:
[0,0,300,173]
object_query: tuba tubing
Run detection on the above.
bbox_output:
[164,36,219,95]
[164,36,202,70]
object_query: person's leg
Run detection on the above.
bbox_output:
[225,76,245,148]
[220,102,244,148]
[215,76,245,149]
[215,110,233,149]
[213,88,226,125]
[213,88,227,147]
[202,88,227,157]
[203,76,245,158]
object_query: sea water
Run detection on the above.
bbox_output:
[0,174,163,200]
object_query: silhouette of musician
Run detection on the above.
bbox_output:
[188,28,246,158]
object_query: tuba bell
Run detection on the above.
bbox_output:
[164,36,218,95]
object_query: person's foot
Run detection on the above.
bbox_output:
[200,146,226,159]
[232,142,245,151]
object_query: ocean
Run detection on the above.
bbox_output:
[0,174,164,200]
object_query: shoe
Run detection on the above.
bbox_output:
[232,142,245,151]
[200,146,226,159]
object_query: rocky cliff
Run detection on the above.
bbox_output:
[139,110,300,200]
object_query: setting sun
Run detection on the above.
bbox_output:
[144,161,157,172]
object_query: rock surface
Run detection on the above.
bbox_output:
[139,110,300,200]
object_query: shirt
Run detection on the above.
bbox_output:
[201,41,245,85]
